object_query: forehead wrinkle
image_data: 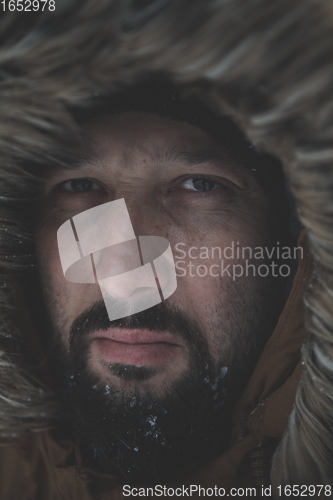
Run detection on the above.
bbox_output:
[166,147,233,166]
[142,145,223,165]
[144,145,251,176]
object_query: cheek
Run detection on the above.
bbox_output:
[169,214,274,346]
[36,225,103,343]
[171,235,234,340]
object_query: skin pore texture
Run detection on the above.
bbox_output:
[36,112,284,483]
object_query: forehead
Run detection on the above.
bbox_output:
[82,112,217,158]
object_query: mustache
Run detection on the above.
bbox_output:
[69,299,207,352]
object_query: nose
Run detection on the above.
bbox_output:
[58,198,177,321]
[112,193,164,243]
[96,236,177,321]
[94,238,158,300]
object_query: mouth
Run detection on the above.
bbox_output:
[90,328,183,367]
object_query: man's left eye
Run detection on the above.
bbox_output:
[180,177,221,192]
[60,178,103,193]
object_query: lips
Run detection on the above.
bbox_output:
[91,328,182,367]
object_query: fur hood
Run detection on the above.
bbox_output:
[0,0,333,490]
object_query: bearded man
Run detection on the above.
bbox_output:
[0,1,332,499]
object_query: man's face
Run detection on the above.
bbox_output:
[36,112,282,481]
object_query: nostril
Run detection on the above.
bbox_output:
[98,262,159,300]
[128,286,158,299]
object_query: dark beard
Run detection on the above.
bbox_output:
[52,300,235,484]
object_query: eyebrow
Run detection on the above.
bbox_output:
[147,146,249,172]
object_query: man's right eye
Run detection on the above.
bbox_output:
[59,178,103,193]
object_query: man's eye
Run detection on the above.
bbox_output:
[181,177,221,192]
[61,178,103,193]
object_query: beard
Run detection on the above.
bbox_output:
[44,267,282,484]
[51,301,237,484]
